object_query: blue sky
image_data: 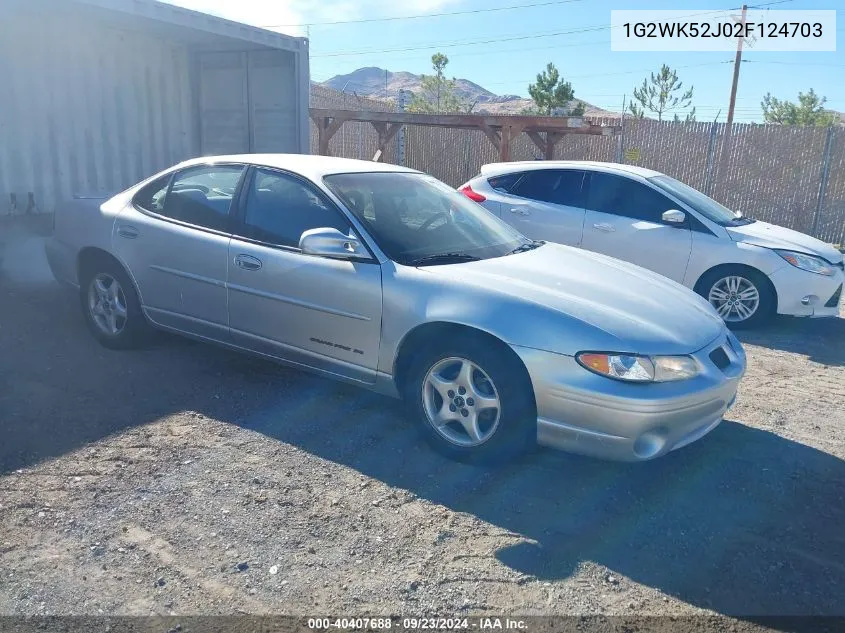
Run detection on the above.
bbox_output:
[165,0,843,121]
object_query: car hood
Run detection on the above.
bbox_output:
[424,243,725,356]
[727,220,843,264]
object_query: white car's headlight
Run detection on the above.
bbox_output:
[774,249,836,276]
[576,352,699,383]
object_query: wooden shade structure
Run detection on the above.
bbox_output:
[310,108,620,163]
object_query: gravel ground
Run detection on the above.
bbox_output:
[1,223,844,626]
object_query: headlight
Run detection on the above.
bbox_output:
[576,353,699,382]
[775,250,835,276]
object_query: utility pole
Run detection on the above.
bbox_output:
[717,4,748,185]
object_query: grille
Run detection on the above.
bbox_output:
[825,284,842,308]
[709,346,730,370]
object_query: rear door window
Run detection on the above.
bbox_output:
[511,170,586,207]
[134,165,245,232]
[487,173,522,193]
[134,175,172,214]
[164,165,245,231]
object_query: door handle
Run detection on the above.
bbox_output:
[234,254,262,271]
[117,225,139,239]
[509,208,530,216]
[593,223,615,233]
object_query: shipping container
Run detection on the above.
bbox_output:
[0,0,310,215]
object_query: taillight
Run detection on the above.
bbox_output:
[459,184,486,203]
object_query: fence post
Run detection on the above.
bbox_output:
[811,126,835,239]
[703,121,719,196]
[354,93,364,160]
[616,96,626,163]
[397,90,407,166]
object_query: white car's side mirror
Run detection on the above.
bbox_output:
[299,227,365,260]
[662,209,686,225]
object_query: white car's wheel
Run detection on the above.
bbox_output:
[698,267,775,329]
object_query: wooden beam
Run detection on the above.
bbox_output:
[382,123,403,146]
[478,121,501,151]
[325,117,346,141]
[526,131,547,157]
[499,123,526,162]
[315,115,348,156]
[317,117,330,156]
[370,122,404,162]
[309,108,612,135]
[545,131,562,160]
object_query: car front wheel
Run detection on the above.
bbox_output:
[404,337,536,463]
[699,268,774,329]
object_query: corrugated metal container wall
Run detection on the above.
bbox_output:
[0,11,197,214]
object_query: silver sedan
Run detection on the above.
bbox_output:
[46,155,746,462]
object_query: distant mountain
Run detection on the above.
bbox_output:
[319,66,615,117]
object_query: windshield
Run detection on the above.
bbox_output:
[649,175,752,226]
[324,172,533,265]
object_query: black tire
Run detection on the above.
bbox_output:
[79,257,151,349]
[696,266,775,330]
[403,335,536,464]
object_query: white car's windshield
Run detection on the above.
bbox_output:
[324,172,537,266]
[649,175,754,226]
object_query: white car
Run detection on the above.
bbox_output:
[460,161,844,327]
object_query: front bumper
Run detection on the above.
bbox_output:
[769,263,844,317]
[512,333,746,462]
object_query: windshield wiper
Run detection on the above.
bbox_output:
[406,253,482,266]
[507,240,544,255]
[726,217,756,226]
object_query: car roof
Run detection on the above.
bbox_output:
[479,160,664,180]
[174,154,421,180]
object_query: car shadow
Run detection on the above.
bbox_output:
[737,311,845,367]
[238,389,845,620]
[3,281,844,625]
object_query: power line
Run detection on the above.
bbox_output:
[313,38,609,65]
[743,60,845,68]
[261,0,583,28]
[271,0,793,29]
[310,1,794,58]
[312,25,609,57]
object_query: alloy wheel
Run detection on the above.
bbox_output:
[708,275,760,323]
[421,356,501,447]
[87,273,128,336]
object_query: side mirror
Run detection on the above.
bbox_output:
[662,209,686,225]
[299,227,365,260]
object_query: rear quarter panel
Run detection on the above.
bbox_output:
[51,192,131,284]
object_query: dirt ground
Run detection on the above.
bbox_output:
[1,221,844,627]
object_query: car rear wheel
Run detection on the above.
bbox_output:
[404,337,536,463]
[698,268,774,329]
[80,261,150,349]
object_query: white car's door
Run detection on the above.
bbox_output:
[114,164,245,340]
[227,167,383,384]
[580,171,692,283]
[493,169,587,247]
